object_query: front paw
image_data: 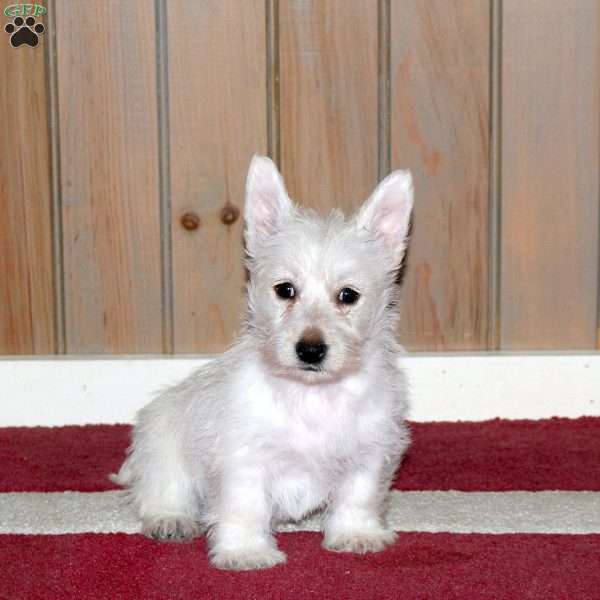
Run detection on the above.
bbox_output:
[323,527,397,554]
[210,544,287,571]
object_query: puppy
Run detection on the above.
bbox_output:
[114,156,413,570]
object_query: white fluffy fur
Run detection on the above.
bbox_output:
[114,156,414,570]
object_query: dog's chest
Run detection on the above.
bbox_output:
[268,384,380,520]
[272,379,373,452]
[236,374,388,521]
[272,380,383,470]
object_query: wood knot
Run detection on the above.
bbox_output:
[220,204,240,226]
[180,212,201,231]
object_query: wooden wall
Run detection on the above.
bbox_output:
[1,0,598,354]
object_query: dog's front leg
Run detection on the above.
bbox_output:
[208,465,286,570]
[323,463,397,554]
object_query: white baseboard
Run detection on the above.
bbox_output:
[1,353,599,426]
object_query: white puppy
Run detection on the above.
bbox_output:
[114,156,414,570]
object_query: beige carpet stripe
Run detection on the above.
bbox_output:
[1,490,599,535]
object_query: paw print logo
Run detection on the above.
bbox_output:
[4,15,45,48]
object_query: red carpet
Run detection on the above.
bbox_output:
[1,418,599,492]
[2,418,599,599]
[2,532,599,599]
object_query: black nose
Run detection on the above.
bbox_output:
[296,340,328,365]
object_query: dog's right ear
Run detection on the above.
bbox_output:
[244,155,292,256]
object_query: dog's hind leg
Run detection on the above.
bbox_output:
[113,404,204,543]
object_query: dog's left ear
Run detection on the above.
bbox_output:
[356,170,413,265]
[244,155,293,256]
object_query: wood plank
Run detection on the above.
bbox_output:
[390,0,490,350]
[0,1,54,354]
[56,0,162,353]
[168,0,267,352]
[279,0,379,213]
[500,0,599,349]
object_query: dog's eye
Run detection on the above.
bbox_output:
[337,287,360,305]
[274,282,296,300]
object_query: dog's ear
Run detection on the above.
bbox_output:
[356,170,413,265]
[244,155,293,255]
